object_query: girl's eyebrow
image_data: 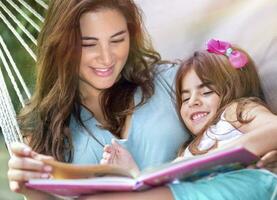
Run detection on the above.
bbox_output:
[81,30,127,41]
[181,83,210,94]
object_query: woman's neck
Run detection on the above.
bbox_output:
[80,87,106,125]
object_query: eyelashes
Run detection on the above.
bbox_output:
[82,44,96,47]
[181,90,215,103]
[81,38,125,47]
[111,38,125,43]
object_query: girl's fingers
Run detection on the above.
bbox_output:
[8,169,51,182]
[257,150,277,167]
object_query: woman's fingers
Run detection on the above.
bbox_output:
[32,153,54,162]
[10,142,33,157]
[103,144,113,153]
[8,143,55,197]
[8,156,52,182]
[9,181,25,193]
[8,156,52,172]
[102,152,112,160]
[101,145,113,164]
[8,169,50,182]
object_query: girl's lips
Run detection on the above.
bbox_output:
[190,111,209,121]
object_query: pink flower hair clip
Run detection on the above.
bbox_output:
[206,39,248,69]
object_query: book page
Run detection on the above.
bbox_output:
[43,159,136,179]
[137,147,258,186]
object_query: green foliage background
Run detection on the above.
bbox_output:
[0,1,48,199]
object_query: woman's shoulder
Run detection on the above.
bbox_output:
[153,61,180,87]
[154,61,180,76]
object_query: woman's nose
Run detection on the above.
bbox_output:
[98,45,113,66]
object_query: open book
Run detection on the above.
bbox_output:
[26,146,258,197]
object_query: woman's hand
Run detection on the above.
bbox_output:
[7,142,54,199]
[257,150,277,173]
[100,139,140,175]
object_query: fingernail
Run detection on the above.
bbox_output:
[256,162,263,168]
[41,173,50,178]
[23,148,31,155]
[44,165,52,172]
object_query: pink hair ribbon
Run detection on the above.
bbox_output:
[206,39,248,69]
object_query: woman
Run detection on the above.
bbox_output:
[8,0,277,200]
[8,0,186,199]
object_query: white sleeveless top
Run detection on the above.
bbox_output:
[184,113,243,158]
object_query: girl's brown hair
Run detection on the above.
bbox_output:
[18,0,161,162]
[176,49,265,155]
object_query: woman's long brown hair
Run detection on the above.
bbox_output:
[18,0,161,162]
[175,49,265,156]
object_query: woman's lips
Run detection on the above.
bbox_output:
[91,66,114,77]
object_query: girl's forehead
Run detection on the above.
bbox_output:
[183,69,201,82]
[181,69,203,88]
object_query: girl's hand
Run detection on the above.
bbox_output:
[7,142,53,197]
[257,150,277,173]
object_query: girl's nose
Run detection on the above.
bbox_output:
[188,95,202,107]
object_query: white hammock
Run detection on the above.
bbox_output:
[0,0,46,156]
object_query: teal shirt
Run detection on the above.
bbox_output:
[69,63,189,169]
[169,169,277,200]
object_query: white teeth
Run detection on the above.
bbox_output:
[94,68,110,72]
[191,112,208,120]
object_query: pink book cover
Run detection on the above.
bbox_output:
[26,146,258,197]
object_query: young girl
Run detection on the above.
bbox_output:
[98,39,277,200]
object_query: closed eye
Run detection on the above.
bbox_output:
[82,44,96,47]
[182,97,190,103]
[203,91,214,95]
[111,38,125,43]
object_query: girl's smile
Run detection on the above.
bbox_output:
[180,69,220,135]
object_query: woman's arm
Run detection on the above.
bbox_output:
[78,186,173,200]
[7,142,61,200]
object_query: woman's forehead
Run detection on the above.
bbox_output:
[80,9,128,37]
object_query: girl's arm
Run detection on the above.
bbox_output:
[222,102,277,156]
